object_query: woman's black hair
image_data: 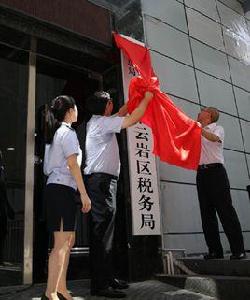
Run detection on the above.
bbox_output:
[85,91,111,116]
[45,95,76,144]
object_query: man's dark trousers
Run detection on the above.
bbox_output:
[85,173,117,292]
[196,164,245,255]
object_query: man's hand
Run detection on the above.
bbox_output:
[118,103,128,116]
[121,90,154,129]
[144,91,154,102]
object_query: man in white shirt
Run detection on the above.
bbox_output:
[197,107,245,260]
[84,91,153,298]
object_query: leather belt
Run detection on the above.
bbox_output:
[85,172,118,180]
[198,163,223,170]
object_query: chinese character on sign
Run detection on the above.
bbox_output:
[135,131,149,142]
[135,123,147,130]
[138,194,154,211]
[136,142,149,150]
[136,160,152,175]
[140,214,155,230]
[137,177,153,193]
[135,143,150,159]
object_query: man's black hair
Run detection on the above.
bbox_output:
[85,91,111,116]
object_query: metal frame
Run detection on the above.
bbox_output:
[23,36,36,284]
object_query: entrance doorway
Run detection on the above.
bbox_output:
[0,26,30,287]
[34,56,100,283]
[0,24,129,285]
[33,38,127,283]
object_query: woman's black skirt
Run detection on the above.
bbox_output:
[45,183,77,232]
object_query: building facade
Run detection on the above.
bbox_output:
[140,0,250,255]
[0,0,249,288]
[0,0,124,287]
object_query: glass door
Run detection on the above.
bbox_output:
[33,51,100,282]
[0,39,29,286]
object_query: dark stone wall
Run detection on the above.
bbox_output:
[0,0,112,45]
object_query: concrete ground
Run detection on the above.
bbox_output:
[0,279,217,300]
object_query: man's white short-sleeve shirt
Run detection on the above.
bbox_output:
[199,122,224,165]
[84,115,124,177]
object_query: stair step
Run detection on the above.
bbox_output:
[177,257,250,277]
[156,274,250,300]
[160,288,217,300]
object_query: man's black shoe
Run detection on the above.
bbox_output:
[91,287,126,298]
[230,252,246,260]
[203,253,224,260]
[110,278,129,290]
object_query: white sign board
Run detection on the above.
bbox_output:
[120,45,161,236]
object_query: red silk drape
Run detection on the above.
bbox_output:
[114,33,201,170]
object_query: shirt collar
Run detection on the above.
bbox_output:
[205,122,217,130]
[61,122,71,127]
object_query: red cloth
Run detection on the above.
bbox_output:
[114,33,201,170]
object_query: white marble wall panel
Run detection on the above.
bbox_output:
[229,56,250,92]
[243,233,250,250]
[187,8,225,51]
[163,231,250,254]
[142,0,188,32]
[240,120,250,152]
[144,17,193,65]
[218,113,244,151]
[160,182,201,233]
[151,51,199,102]
[162,233,206,254]
[234,87,250,121]
[217,0,244,15]
[196,70,238,115]
[231,190,250,231]
[223,28,249,61]
[224,150,249,189]
[185,0,219,21]
[159,162,196,184]
[217,2,246,31]
[247,154,250,172]
[162,231,250,254]
[191,38,231,81]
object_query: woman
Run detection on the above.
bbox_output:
[42,95,91,300]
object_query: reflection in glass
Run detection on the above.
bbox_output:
[88,0,144,42]
[0,43,28,286]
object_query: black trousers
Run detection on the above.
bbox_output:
[85,173,118,291]
[196,164,245,255]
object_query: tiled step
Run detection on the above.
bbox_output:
[156,274,250,300]
[177,256,250,277]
